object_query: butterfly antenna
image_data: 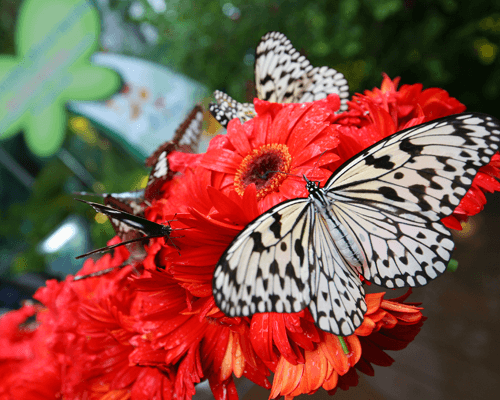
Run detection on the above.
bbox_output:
[308,150,328,178]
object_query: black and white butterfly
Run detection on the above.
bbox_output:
[209,31,350,128]
[75,199,174,259]
[145,104,204,200]
[213,112,500,336]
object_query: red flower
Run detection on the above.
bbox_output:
[331,74,500,229]
[200,94,342,210]
[269,291,424,399]
[1,74,499,400]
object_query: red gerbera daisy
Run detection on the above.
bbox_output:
[1,74,499,400]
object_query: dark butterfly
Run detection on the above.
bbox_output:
[75,199,174,260]
[73,105,203,269]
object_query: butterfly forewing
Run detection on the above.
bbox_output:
[78,200,171,237]
[255,31,313,102]
[326,113,500,221]
[174,104,204,151]
[209,91,255,128]
[323,112,500,287]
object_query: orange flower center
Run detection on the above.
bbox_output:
[234,144,292,199]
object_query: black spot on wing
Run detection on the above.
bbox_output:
[365,154,395,170]
[408,184,432,211]
[400,138,424,157]
[379,186,406,202]
[294,238,305,265]
[439,194,454,210]
[269,214,282,239]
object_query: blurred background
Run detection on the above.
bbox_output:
[0,0,499,399]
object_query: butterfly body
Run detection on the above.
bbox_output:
[306,178,366,269]
[213,112,500,336]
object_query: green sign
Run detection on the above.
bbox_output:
[0,0,120,157]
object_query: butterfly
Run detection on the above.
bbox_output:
[213,112,500,336]
[75,199,174,259]
[209,31,350,127]
[145,103,204,200]
[73,105,203,266]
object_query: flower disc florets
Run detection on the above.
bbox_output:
[234,143,291,199]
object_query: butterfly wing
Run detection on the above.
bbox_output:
[74,190,146,238]
[174,104,204,151]
[145,104,204,199]
[255,32,349,107]
[308,210,366,335]
[209,32,350,127]
[293,66,350,111]
[213,197,366,336]
[324,112,500,287]
[75,199,172,259]
[254,31,313,102]
[77,200,171,238]
[209,90,255,128]
[214,199,314,317]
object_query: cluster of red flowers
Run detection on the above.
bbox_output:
[1,75,499,400]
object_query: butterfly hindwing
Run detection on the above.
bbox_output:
[293,66,350,109]
[308,210,366,336]
[330,200,454,288]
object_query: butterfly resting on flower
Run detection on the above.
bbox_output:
[74,105,204,267]
[213,112,500,336]
[209,31,350,127]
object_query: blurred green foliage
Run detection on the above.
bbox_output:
[1,0,500,276]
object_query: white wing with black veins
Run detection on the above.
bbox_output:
[213,112,500,336]
[325,113,500,287]
[209,31,349,128]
